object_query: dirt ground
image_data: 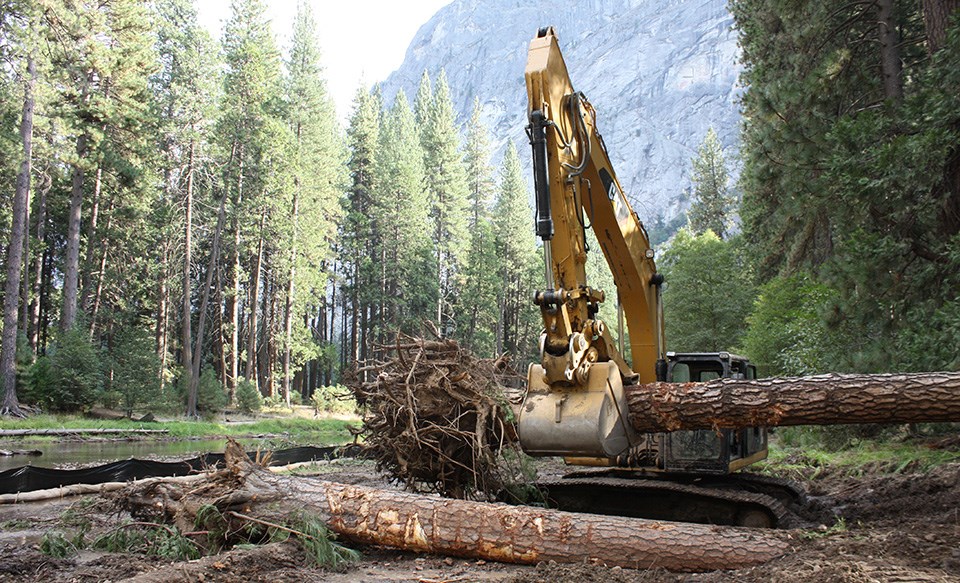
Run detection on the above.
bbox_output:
[1,455,959,583]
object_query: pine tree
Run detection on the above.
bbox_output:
[492,142,538,357]
[0,1,38,417]
[422,70,470,336]
[687,127,733,239]
[217,0,284,402]
[151,0,219,413]
[282,2,345,403]
[456,99,499,355]
[373,90,436,336]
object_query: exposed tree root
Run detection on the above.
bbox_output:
[348,334,523,499]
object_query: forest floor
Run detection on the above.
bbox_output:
[1,434,959,582]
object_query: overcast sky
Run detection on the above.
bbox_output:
[196,0,452,121]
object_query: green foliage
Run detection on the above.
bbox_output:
[733,1,960,373]
[290,512,361,569]
[310,385,357,416]
[40,531,79,558]
[660,229,756,352]
[93,523,200,560]
[456,98,500,356]
[493,142,540,358]
[26,327,101,412]
[373,89,437,334]
[235,378,262,414]
[741,274,844,376]
[764,425,960,477]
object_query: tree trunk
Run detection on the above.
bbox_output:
[80,164,104,314]
[155,240,169,392]
[188,186,229,417]
[625,372,960,433]
[245,210,266,388]
[877,0,902,102]
[225,147,244,400]
[122,442,788,573]
[62,131,88,332]
[282,192,299,404]
[27,169,50,353]
[182,140,195,408]
[87,199,115,335]
[1,54,36,417]
[922,0,960,54]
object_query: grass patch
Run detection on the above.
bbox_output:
[758,427,960,479]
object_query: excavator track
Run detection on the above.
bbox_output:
[536,471,810,529]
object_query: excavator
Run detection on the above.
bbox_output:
[517,27,802,528]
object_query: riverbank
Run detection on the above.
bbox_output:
[0,412,358,443]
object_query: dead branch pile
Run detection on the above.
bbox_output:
[348,336,523,500]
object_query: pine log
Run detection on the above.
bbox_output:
[626,372,960,433]
[121,442,789,572]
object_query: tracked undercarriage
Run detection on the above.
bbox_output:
[537,469,810,529]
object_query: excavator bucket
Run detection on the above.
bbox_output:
[518,361,636,460]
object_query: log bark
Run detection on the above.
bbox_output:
[626,372,960,433]
[120,442,789,573]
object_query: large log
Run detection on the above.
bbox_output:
[626,372,960,433]
[121,441,789,572]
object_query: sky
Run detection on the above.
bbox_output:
[195,0,452,121]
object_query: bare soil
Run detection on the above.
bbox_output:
[1,456,958,582]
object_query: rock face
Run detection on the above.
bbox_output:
[380,0,742,222]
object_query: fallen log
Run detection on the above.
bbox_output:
[119,441,790,572]
[626,371,960,433]
[0,473,209,504]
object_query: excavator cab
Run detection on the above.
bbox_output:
[662,352,767,474]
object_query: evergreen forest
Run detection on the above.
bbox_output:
[0,0,958,419]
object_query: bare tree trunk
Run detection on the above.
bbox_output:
[87,200,115,335]
[19,174,30,335]
[224,150,244,401]
[877,0,902,101]
[62,132,88,332]
[80,164,104,314]
[155,240,169,392]
[123,443,789,573]
[28,170,50,353]
[188,187,228,417]
[245,210,266,388]
[625,372,960,433]
[181,140,195,406]
[1,55,36,417]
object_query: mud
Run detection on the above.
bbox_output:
[1,457,958,582]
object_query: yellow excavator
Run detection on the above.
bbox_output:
[518,27,801,527]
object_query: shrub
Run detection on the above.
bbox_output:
[26,327,101,412]
[104,326,161,416]
[195,368,227,416]
[235,379,262,414]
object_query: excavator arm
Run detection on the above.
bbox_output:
[526,26,666,383]
[518,27,666,463]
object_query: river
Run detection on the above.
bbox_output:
[0,437,310,473]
